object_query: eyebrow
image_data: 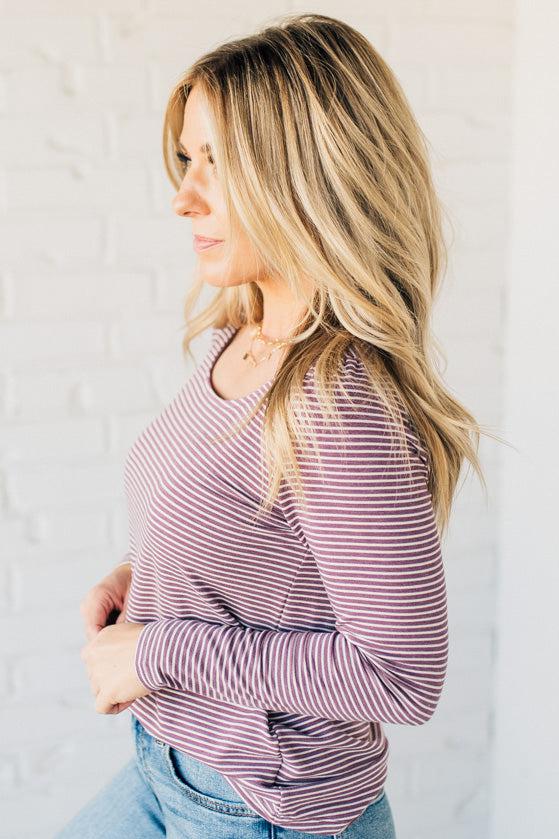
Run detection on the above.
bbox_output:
[177,140,213,155]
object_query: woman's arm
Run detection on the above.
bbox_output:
[133,361,449,725]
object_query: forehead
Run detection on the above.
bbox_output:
[179,86,214,149]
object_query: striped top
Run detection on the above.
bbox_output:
[124,324,448,835]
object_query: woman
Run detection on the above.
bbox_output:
[59,12,491,839]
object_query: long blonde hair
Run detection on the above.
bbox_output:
[161,12,506,540]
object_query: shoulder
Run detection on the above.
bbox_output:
[211,324,232,340]
[297,342,429,467]
[210,323,235,350]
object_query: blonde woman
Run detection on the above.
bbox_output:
[58,13,490,839]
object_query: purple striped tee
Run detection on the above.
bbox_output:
[124,323,449,835]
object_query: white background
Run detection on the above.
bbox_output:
[0,2,557,837]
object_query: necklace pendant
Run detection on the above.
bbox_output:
[242,323,295,370]
[243,350,259,368]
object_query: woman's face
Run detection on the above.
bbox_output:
[172,85,263,289]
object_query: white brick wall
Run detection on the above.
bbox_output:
[1,3,515,837]
[491,2,559,838]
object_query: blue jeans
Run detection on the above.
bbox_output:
[54,712,397,838]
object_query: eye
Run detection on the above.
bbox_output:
[176,150,217,175]
[176,151,191,171]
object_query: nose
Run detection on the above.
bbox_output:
[172,180,209,218]
[172,190,194,217]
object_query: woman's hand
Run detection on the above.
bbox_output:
[80,621,152,714]
[80,562,133,643]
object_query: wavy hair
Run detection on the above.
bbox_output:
[161,12,506,539]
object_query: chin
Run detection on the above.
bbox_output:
[198,269,254,289]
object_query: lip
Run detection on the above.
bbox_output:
[193,235,223,253]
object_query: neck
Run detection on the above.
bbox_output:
[256,276,313,341]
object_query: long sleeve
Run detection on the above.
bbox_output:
[133,356,449,725]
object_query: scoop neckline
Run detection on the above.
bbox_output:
[204,324,275,405]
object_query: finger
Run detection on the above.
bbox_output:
[80,590,118,638]
[86,623,104,642]
[81,607,107,639]
[96,694,119,715]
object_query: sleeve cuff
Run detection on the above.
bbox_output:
[134,621,168,690]
[133,618,197,692]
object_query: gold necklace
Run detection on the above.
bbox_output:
[242,324,294,368]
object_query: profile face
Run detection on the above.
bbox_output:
[172,84,263,290]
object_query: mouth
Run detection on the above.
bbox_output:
[193,235,223,253]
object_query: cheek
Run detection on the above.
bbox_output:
[196,238,262,287]
[227,235,257,267]
[210,230,258,271]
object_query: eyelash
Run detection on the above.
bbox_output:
[176,151,216,172]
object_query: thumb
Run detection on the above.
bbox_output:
[115,589,130,625]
